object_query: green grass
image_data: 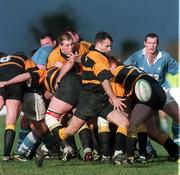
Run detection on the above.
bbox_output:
[0,115,179,175]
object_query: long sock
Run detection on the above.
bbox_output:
[98,132,111,157]
[126,129,138,156]
[115,133,126,153]
[79,128,92,150]
[17,131,39,155]
[28,141,41,159]
[146,139,157,155]
[172,122,180,146]
[163,137,179,158]
[16,127,31,151]
[41,133,60,153]
[115,127,127,153]
[4,128,16,156]
[90,127,100,154]
[51,126,63,143]
[66,136,78,151]
[126,137,138,156]
[138,132,148,157]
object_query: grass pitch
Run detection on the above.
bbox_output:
[0,115,178,175]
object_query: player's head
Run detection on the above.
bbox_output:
[13,51,28,61]
[144,33,159,55]
[108,55,121,71]
[0,52,7,58]
[145,33,159,44]
[95,31,113,54]
[63,26,80,43]
[57,32,74,56]
[40,33,56,47]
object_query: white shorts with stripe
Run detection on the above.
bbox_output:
[22,92,46,121]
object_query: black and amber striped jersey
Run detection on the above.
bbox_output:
[0,54,28,81]
[30,67,61,94]
[47,42,88,69]
[43,67,60,94]
[81,50,113,92]
[111,65,147,97]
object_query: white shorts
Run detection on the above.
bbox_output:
[165,90,175,105]
[22,92,46,121]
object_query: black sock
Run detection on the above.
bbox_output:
[66,135,78,151]
[42,132,59,151]
[4,129,15,156]
[115,133,126,153]
[98,132,111,157]
[79,128,92,149]
[90,127,100,153]
[138,132,148,157]
[163,137,179,158]
[126,137,138,156]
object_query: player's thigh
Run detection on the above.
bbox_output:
[128,103,153,129]
[6,99,22,124]
[163,100,179,123]
[145,113,165,138]
[48,96,73,114]
[107,110,128,128]
[66,115,86,135]
[0,95,5,111]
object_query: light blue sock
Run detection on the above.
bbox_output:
[172,122,180,146]
[17,131,39,155]
[146,139,157,155]
[16,128,31,152]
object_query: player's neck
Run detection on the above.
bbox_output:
[146,51,158,65]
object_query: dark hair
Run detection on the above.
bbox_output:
[40,33,54,40]
[95,31,113,44]
[13,51,28,60]
[108,55,122,66]
[0,52,7,58]
[57,32,73,45]
[145,33,159,44]
[63,26,77,35]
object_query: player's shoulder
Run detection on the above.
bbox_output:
[159,49,171,58]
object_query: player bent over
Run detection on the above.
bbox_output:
[108,56,179,164]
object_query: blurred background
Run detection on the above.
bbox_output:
[0,0,178,60]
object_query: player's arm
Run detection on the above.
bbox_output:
[101,79,126,112]
[94,58,126,111]
[0,72,31,87]
[55,52,76,86]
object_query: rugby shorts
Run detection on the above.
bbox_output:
[133,76,166,110]
[0,84,24,101]
[22,92,46,121]
[55,72,82,106]
[74,89,114,121]
[165,90,175,105]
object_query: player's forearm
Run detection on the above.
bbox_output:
[6,72,31,86]
[56,61,74,83]
[101,79,117,100]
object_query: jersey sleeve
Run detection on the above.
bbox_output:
[166,53,179,75]
[93,57,113,82]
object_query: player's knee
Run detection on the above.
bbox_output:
[45,109,61,132]
[117,116,129,129]
[5,124,15,131]
[66,126,78,136]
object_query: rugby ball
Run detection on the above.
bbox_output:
[134,79,152,102]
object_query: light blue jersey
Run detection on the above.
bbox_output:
[31,45,53,66]
[124,48,179,90]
